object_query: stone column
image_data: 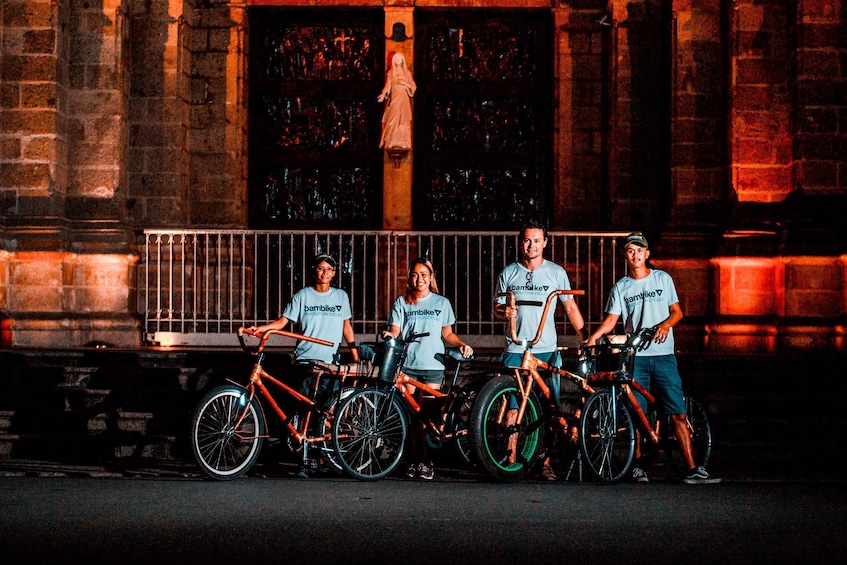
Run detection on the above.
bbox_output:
[180,0,246,226]
[668,0,725,230]
[729,0,793,203]
[0,0,139,347]
[381,6,414,231]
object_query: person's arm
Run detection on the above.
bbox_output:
[342,319,359,362]
[441,325,473,358]
[383,324,401,339]
[563,298,587,342]
[653,302,683,344]
[250,316,290,334]
[586,313,620,346]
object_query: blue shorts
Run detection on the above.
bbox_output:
[501,350,561,408]
[631,354,686,416]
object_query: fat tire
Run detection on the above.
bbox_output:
[469,375,544,481]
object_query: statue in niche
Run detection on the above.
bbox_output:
[377,52,416,151]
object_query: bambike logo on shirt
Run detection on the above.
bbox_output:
[304,304,345,316]
[511,284,550,293]
[624,288,664,305]
[407,308,442,319]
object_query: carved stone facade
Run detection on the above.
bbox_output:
[0,0,844,352]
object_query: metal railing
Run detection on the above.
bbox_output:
[141,230,628,347]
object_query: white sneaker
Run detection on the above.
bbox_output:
[684,466,721,485]
[631,467,649,483]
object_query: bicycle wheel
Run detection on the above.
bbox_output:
[316,386,356,474]
[469,375,544,481]
[332,388,408,481]
[191,385,266,480]
[579,387,636,483]
[665,396,712,474]
[452,385,479,467]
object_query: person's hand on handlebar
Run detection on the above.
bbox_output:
[248,317,290,337]
[494,301,518,320]
[382,326,400,340]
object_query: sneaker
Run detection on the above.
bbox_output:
[631,467,649,483]
[295,467,309,479]
[405,463,418,479]
[541,464,558,481]
[684,466,722,485]
[418,462,435,481]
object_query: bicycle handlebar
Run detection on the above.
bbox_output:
[238,327,333,355]
[404,331,430,343]
[499,289,585,348]
[582,326,658,358]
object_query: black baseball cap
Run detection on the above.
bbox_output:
[313,253,337,269]
[624,232,649,249]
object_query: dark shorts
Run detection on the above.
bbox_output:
[403,367,445,386]
[296,360,340,403]
[631,354,686,415]
[500,350,561,408]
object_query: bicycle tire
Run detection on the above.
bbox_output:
[191,385,266,480]
[469,375,544,481]
[665,396,712,474]
[316,387,356,474]
[579,387,636,483]
[332,388,408,481]
[423,386,478,468]
[452,385,479,467]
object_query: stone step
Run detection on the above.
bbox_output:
[85,411,154,434]
[0,410,12,433]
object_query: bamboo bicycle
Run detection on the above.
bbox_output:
[468,289,596,482]
[578,327,713,483]
[190,327,365,480]
[331,333,479,481]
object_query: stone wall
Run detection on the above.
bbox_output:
[0,0,845,351]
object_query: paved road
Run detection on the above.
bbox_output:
[1,472,845,565]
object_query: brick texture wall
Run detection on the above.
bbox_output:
[0,0,844,350]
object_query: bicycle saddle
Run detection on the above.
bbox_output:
[436,348,475,364]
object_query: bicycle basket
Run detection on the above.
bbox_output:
[576,356,596,377]
[584,343,636,374]
[373,337,406,382]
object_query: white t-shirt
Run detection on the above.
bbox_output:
[604,269,679,357]
[388,292,456,371]
[283,286,352,363]
[495,260,575,354]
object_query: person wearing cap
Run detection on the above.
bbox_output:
[493,219,587,481]
[586,232,720,485]
[251,253,358,476]
[252,253,358,366]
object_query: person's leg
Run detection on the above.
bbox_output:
[630,356,655,478]
[404,368,443,479]
[500,353,522,464]
[530,351,560,480]
[649,355,692,464]
[650,355,718,483]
